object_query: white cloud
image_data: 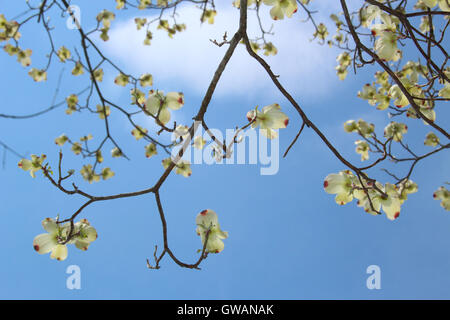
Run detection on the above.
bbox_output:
[100,2,342,100]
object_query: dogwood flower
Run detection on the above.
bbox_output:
[71,219,98,251]
[193,136,206,149]
[101,167,115,180]
[263,0,297,20]
[111,147,123,158]
[145,143,157,158]
[96,10,115,28]
[358,84,377,105]
[71,142,82,155]
[114,73,129,86]
[17,49,32,67]
[433,186,450,211]
[336,52,351,80]
[55,134,69,146]
[71,61,84,76]
[355,140,370,161]
[359,4,380,27]
[173,124,190,141]
[263,42,278,56]
[424,132,440,146]
[175,160,192,177]
[398,180,418,204]
[28,68,47,82]
[246,103,289,139]
[344,119,375,138]
[135,18,147,30]
[116,0,126,9]
[33,218,70,261]
[18,154,46,178]
[33,218,98,260]
[131,125,148,140]
[374,30,401,61]
[314,23,329,41]
[389,85,409,108]
[80,164,100,183]
[96,104,111,119]
[354,182,402,220]
[57,46,71,62]
[323,170,357,205]
[96,150,104,163]
[66,94,78,114]
[406,106,436,124]
[93,68,104,82]
[196,209,228,254]
[139,73,153,87]
[201,10,217,24]
[145,91,184,125]
[376,183,402,220]
[384,121,407,142]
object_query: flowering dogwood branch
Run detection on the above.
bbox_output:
[4,0,449,267]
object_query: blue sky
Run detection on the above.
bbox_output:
[0,0,449,299]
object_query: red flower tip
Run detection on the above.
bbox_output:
[323,180,329,188]
[394,212,400,219]
[200,209,208,216]
[284,118,289,127]
[33,245,39,251]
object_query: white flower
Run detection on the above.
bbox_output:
[172,124,190,141]
[193,136,206,149]
[196,209,228,254]
[355,140,370,161]
[323,170,357,205]
[18,154,46,178]
[71,219,98,251]
[344,119,375,137]
[33,218,98,261]
[384,122,408,142]
[33,218,70,261]
[360,5,381,27]
[424,132,440,147]
[433,186,450,211]
[398,180,418,204]
[145,91,184,125]
[247,103,289,139]
[374,30,401,61]
[262,0,297,20]
[355,183,402,220]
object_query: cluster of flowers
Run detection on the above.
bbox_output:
[324,170,419,220]
[1,14,47,81]
[33,218,98,261]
